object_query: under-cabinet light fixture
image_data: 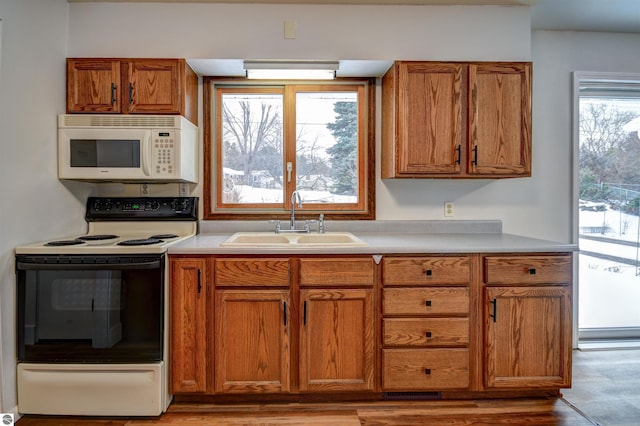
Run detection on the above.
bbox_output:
[243,60,339,80]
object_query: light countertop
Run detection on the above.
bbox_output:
[169,220,577,255]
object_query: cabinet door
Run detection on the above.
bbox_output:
[397,62,464,175]
[468,63,531,176]
[67,59,120,113]
[299,288,375,392]
[484,286,571,389]
[126,59,181,114]
[170,257,208,393]
[215,290,290,393]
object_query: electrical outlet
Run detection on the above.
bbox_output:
[179,183,189,196]
[444,201,454,217]
[141,183,150,196]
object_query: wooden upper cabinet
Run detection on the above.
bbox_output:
[66,58,198,125]
[382,61,531,179]
[468,63,531,177]
[67,59,121,113]
[382,62,464,176]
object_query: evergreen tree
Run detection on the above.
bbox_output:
[326,101,357,195]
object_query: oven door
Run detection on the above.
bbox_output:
[16,254,164,363]
[58,128,152,181]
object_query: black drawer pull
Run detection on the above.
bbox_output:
[425,331,432,338]
[424,368,431,375]
[425,269,433,277]
[425,300,432,307]
[529,268,537,275]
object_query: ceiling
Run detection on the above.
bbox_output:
[68,0,640,33]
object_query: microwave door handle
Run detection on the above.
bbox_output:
[142,133,152,177]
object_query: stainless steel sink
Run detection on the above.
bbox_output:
[220,232,367,247]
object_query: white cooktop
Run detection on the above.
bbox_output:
[15,221,197,255]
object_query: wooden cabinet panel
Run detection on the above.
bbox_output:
[484,255,572,285]
[169,257,208,393]
[299,257,374,287]
[395,62,464,175]
[383,256,470,286]
[383,318,469,347]
[383,349,469,390]
[299,288,375,392]
[383,287,469,316]
[468,63,531,176]
[126,59,181,114]
[484,285,572,389]
[214,290,290,393]
[67,59,121,113]
[214,258,290,287]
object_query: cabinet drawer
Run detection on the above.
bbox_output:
[382,349,469,390]
[214,258,290,287]
[484,255,572,285]
[383,288,469,316]
[300,258,374,287]
[383,318,469,347]
[383,256,470,286]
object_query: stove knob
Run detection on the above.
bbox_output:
[151,201,161,210]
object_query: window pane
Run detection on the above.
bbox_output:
[221,92,284,204]
[295,92,359,204]
[578,92,640,333]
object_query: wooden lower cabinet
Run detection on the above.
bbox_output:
[169,257,208,394]
[483,254,573,390]
[214,290,291,393]
[484,285,572,389]
[381,255,472,393]
[299,288,375,392]
[169,252,573,399]
[383,349,469,390]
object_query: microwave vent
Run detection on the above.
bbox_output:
[59,115,184,128]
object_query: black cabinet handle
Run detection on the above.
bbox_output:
[424,368,431,375]
[197,269,202,294]
[425,269,433,277]
[303,301,307,325]
[455,145,461,165]
[529,268,537,275]
[283,301,287,326]
[111,83,116,104]
[425,331,432,338]
[129,82,134,104]
[425,300,432,307]
[472,145,478,165]
[490,298,497,322]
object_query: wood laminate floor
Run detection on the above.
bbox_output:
[18,348,640,425]
[16,398,594,425]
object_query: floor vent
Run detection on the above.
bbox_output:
[383,392,441,400]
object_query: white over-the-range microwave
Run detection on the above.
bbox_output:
[58,114,198,183]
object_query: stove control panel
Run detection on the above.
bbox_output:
[86,197,198,221]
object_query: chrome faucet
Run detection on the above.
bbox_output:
[290,190,302,230]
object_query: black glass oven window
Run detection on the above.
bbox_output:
[17,264,163,363]
[70,139,141,168]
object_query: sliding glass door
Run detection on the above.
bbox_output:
[574,73,640,343]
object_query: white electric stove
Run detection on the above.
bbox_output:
[15,197,197,416]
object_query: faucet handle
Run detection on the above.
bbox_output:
[268,219,281,233]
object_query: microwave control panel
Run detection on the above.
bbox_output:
[151,130,176,176]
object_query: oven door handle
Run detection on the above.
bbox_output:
[16,260,161,270]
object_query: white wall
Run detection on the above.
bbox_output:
[532,30,640,245]
[0,0,91,415]
[66,2,553,235]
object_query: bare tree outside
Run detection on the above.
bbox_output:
[219,89,359,205]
